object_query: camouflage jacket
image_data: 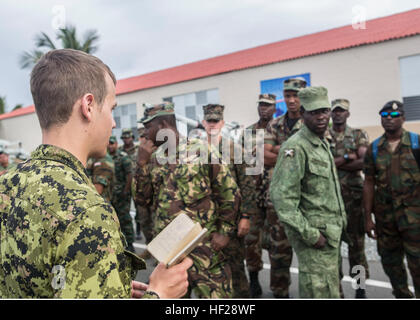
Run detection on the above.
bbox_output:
[86,153,115,204]
[364,129,420,209]
[264,112,304,147]
[119,144,139,165]
[0,145,146,298]
[110,150,132,197]
[270,125,347,248]
[217,138,258,220]
[133,137,240,237]
[329,125,369,191]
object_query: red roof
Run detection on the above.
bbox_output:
[116,8,420,95]
[2,8,420,121]
[0,105,35,120]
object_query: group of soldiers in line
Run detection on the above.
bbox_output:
[0,49,418,299]
[86,76,419,299]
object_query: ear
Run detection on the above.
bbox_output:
[80,93,95,122]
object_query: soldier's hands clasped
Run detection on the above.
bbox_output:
[137,139,156,167]
[211,232,230,251]
[313,233,327,249]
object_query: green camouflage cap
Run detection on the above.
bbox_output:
[283,78,307,92]
[120,128,134,138]
[298,86,331,111]
[109,135,117,143]
[331,99,350,111]
[203,104,225,121]
[139,102,175,124]
[257,93,276,105]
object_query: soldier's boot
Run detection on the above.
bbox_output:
[126,243,136,254]
[355,288,367,298]
[249,271,262,298]
[136,222,142,240]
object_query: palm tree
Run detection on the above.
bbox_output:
[0,96,6,115]
[20,25,100,69]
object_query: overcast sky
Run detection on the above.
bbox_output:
[1,0,419,112]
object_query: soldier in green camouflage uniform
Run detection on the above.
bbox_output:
[270,87,347,298]
[364,100,420,298]
[108,135,135,253]
[243,94,277,298]
[0,49,192,299]
[135,127,155,256]
[262,79,308,298]
[86,153,115,204]
[119,128,143,241]
[133,102,241,298]
[202,104,258,298]
[329,99,370,298]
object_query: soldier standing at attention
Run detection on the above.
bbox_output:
[108,135,136,253]
[270,86,346,298]
[364,100,420,298]
[201,104,257,298]
[244,93,276,298]
[261,79,308,298]
[133,102,240,298]
[329,99,370,298]
[119,128,143,241]
[86,152,115,204]
[0,49,192,299]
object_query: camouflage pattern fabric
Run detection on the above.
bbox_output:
[364,129,420,298]
[111,149,135,245]
[86,153,115,204]
[0,145,147,298]
[244,122,268,274]
[133,137,240,298]
[264,113,304,147]
[203,104,225,121]
[270,125,347,298]
[329,125,370,279]
[283,78,307,92]
[139,102,175,124]
[219,139,257,298]
[136,204,154,244]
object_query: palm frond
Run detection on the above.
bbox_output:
[19,50,45,70]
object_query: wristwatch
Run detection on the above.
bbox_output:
[343,154,350,162]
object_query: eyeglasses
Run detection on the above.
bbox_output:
[380,111,402,118]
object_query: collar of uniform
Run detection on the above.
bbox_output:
[377,129,410,148]
[31,144,90,184]
[330,125,353,139]
[300,124,324,146]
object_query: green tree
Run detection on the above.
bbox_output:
[0,96,6,115]
[20,25,100,69]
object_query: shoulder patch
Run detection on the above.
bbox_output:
[284,149,295,157]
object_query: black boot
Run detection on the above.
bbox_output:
[355,288,367,298]
[136,222,142,240]
[126,243,136,254]
[249,271,262,298]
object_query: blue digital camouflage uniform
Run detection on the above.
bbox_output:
[270,125,347,298]
[0,145,151,298]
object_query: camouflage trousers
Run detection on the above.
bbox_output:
[223,233,250,298]
[340,188,370,279]
[136,205,154,244]
[185,240,233,299]
[112,194,135,245]
[245,204,293,297]
[285,226,341,298]
[375,204,420,298]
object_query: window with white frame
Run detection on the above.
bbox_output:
[112,103,138,143]
[164,88,219,136]
[399,54,420,121]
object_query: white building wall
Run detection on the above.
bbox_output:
[1,35,419,152]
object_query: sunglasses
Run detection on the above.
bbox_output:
[380,111,402,118]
